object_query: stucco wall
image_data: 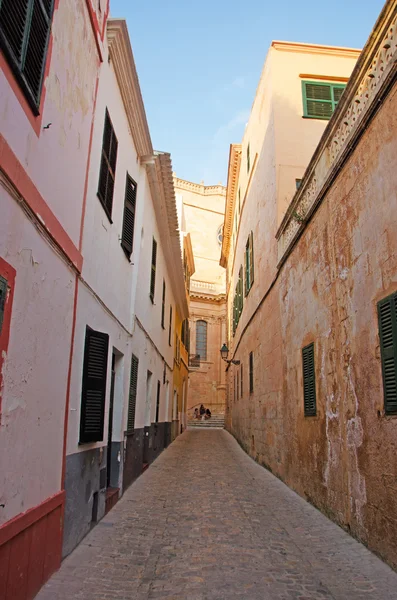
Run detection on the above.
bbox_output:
[0,189,74,524]
[227,81,397,569]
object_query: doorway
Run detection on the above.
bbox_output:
[107,352,116,488]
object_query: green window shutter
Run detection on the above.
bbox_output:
[98,110,118,220]
[302,343,316,416]
[245,241,250,296]
[121,174,137,258]
[378,293,397,415]
[249,231,254,288]
[126,354,139,432]
[150,238,157,302]
[303,81,346,120]
[80,327,109,444]
[196,320,208,361]
[249,352,254,393]
[161,280,166,328]
[0,0,54,112]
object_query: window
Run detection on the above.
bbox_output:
[241,364,243,398]
[161,280,166,328]
[296,179,302,190]
[378,292,397,415]
[121,174,137,259]
[150,238,157,302]
[247,143,250,173]
[155,380,161,422]
[196,320,207,361]
[233,267,244,334]
[181,319,190,351]
[217,225,223,246]
[302,81,346,120]
[175,335,181,365]
[302,343,316,416]
[126,354,139,432]
[245,232,254,295]
[80,327,109,444]
[0,0,54,112]
[0,275,7,335]
[168,305,173,346]
[97,110,118,220]
[249,352,254,394]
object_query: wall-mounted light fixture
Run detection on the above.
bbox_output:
[220,344,240,365]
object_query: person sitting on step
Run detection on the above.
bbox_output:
[205,408,211,420]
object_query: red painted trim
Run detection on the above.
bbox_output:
[85,0,104,62]
[0,135,83,273]
[61,276,79,488]
[0,0,60,138]
[0,491,65,548]
[0,258,16,420]
[79,75,100,252]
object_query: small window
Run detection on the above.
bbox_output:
[161,280,166,329]
[249,352,254,394]
[245,232,254,296]
[98,110,118,220]
[302,81,346,120]
[217,225,223,246]
[247,143,250,173]
[121,174,137,259]
[296,179,302,190]
[150,238,157,302]
[168,305,173,346]
[378,292,397,415]
[0,0,55,113]
[196,320,207,361]
[155,380,161,422]
[126,354,139,432]
[80,327,109,444]
[302,343,316,416]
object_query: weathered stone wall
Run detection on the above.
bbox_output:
[227,83,397,568]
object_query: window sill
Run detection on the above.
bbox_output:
[302,115,331,121]
[97,193,113,223]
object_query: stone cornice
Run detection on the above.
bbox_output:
[107,19,153,158]
[277,0,397,266]
[145,153,189,319]
[271,40,361,58]
[174,177,226,196]
[220,144,241,268]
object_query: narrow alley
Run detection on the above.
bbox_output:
[37,429,397,600]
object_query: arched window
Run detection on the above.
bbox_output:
[196,320,207,361]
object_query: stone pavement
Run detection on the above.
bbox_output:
[36,430,397,600]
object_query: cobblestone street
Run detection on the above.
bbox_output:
[37,430,397,600]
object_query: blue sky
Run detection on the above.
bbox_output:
[110,0,385,185]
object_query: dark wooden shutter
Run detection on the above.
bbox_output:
[249,352,254,393]
[121,174,137,258]
[168,305,173,346]
[378,293,397,415]
[80,327,109,444]
[161,280,166,328]
[155,380,161,422]
[0,275,7,335]
[126,354,139,432]
[150,238,157,302]
[302,343,316,416]
[97,110,118,219]
[0,0,54,111]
